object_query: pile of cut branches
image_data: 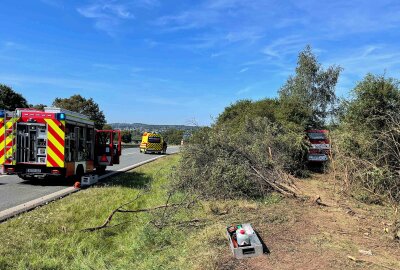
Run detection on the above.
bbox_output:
[175,117,306,199]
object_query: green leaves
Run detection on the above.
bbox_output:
[279,45,342,128]
[335,74,400,203]
[0,84,29,110]
[121,130,132,143]
[53,94,106,129]
[160,129,184,145]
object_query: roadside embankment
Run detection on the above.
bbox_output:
[0,155,399,270]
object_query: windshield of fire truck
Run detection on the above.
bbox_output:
[307,132,327,140]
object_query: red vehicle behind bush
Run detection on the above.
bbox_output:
[306,129,330,163]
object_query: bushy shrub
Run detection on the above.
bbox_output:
[333,74,400,203]
[175,117,307,199]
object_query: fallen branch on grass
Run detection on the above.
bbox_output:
[82,193,199,232]
[314,196,330,207]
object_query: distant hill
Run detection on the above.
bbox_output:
[109,123,199,133]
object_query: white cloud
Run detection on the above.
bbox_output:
[323,44,400,96]
[238,67,249,73]
[78,4,133,19]
[262,35,309,58]
[77,2,135,35]
[327,45,400,76]
[155,10,220,31]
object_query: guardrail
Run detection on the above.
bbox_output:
[121,144,140,148]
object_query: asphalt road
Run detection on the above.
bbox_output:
[0,146,179,212]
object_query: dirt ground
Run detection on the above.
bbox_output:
[218,173,400,270]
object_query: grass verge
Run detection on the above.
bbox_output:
[0,155,194,270]
[1,155,280,270]
[1,155,398,270]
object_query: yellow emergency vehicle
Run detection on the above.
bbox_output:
[140,132,167,154]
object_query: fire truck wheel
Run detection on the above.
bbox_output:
[97,165,106,173]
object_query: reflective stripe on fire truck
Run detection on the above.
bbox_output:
[5,117,17,165]
[0,118,4,164]
[45,119,65,168]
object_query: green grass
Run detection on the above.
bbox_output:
[0,155,202,270]
[0,155,285,270]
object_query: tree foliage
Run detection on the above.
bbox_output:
[216,99,278,131]
[0,84,29,110]
[53,95,106,129]
[103,124,113,130]
[30,104,46,110]
[334,74,400,203]
[121,130,132,143]
[342,74,400,132]
[278,45,342,128]
[161,129,184,145]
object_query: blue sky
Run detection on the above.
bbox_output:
[1,0,400,125]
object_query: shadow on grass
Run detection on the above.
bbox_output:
[100,171,152,189]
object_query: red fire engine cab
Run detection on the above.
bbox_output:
[0,107,121,180]
[306,129,330,163]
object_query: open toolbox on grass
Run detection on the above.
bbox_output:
[226,223,264,259]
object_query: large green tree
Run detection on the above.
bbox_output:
[0,84,29,110]
[53,95,106,129]
[278,45,342,129]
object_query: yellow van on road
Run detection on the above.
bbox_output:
[140,132,167,154]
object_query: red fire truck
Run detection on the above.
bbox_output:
[0,107,121,180]
[306,129,330,163]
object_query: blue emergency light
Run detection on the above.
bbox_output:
[0,111,4,118]
[56,113,66,121]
